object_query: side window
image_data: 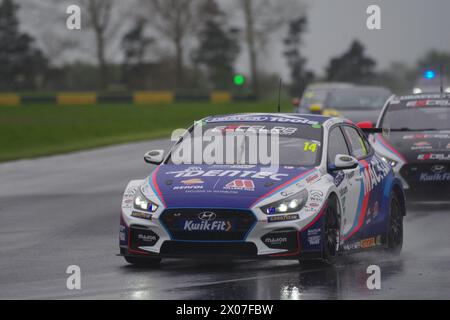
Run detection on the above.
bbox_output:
[342,126,369,159]
[328,127,350,165]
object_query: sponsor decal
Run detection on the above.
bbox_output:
[212,125,299,136]
[339,186,348,197]
[344,237,380,250]
[181,178,204,185]
[365,201,379,225]
[361,158,391,196]
[166,169,289,181]
[360,237,376,249]
[137,233,158,243]
[131,211,152,220]
[403,133,450,140]
[334,171,345,187]
[411,141,432,150]
[206,115,319,125]
[224,179,255,191]
[307,228,321,236]
[306,173,320,184]
[346,171,355,179]
[182,220,233,232]
[419,172,450,182]
[308,235,321,245]
[263,236,288,245]
[406,99,450,107]
[173,185,204,191]
[309,190,324,202]
[417,153,450,161]
[307,228,321,245]
[267,214,299,223]
[122,198,133,208]
[309,202,320,208]
[343,241,360,251]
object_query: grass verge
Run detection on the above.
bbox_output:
[0,101,290,162]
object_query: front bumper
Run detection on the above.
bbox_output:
[399,163,450,201]
[120,206,325,260]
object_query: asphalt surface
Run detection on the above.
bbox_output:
[1,139,450,300]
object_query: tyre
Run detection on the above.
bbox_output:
[386,193,403,254]
[124,256,161,266]
[321,198,340,265]
[298,197,340,267]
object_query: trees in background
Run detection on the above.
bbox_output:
[240,0,304,97]
[193,0,240,90]
[83,0,116,90]
[121,18,154,89]
[0,0,47,91]
[325,40,376,84]
[283,15,314,97]
[143,0,201,89]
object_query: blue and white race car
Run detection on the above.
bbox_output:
[119,113,406,266]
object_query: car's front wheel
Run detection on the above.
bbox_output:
[386,194,403,254]
[124,256,161,266]
[321,198,340,265]
[298,197,340,267]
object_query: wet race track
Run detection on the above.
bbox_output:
[1,139,450,300]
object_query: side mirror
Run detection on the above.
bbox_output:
[144,150,164,165]
[330,154,358,171]
[356,121,374,129]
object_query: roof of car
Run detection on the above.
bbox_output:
[202,113,334,125]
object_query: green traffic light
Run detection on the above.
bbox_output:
[233,74,245,86]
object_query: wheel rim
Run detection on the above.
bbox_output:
[389,198,403,248]
[324,206,338,257]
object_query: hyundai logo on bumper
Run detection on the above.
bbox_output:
[198,211,216,221]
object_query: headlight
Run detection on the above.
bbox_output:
[133,188,158,212]
[381,156,397,167]
[413,88,422,94]
[261,190,308,214]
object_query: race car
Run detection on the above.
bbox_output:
[296,85,392,123]
[359,93,450,201]
[119,113,406,266]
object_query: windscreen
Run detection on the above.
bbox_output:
[168,121,323,166]
[326,89,390,109]
[381,99,450,130]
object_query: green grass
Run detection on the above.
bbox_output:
[0,101,292,162]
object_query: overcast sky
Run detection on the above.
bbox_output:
[18,0,450,78]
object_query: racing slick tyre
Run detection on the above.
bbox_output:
[386,194,403,255]
[299,197,340,267]
[321,198,340,265]
[124,256,161,267]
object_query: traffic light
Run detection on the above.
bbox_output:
[233,74,245,86]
